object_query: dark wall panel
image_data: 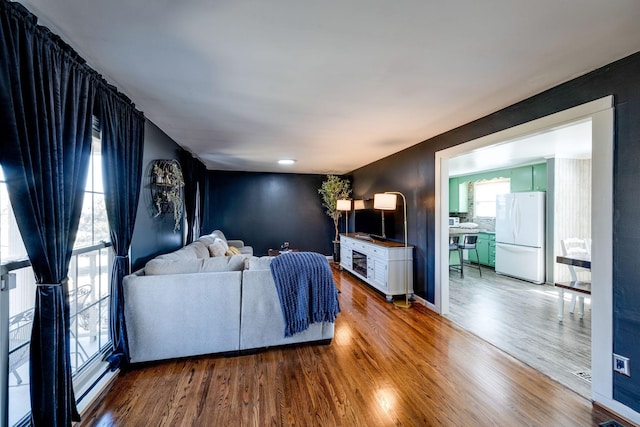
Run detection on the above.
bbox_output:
[130,121,183,270]
[203,171,335,256]
[352,51,640,411]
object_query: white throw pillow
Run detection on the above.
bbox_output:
[208,239,227,257]
[216,237,229,252]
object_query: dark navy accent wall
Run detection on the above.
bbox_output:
[130,120,183,270]
[203,171,335,256]
[352,51,640,412]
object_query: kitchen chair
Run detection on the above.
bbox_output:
[449,235,462,277]
[458,235,481,277]
[560,238,591,318]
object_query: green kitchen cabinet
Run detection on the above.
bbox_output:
[449,177,459,212]
[458,181,468,212]
[532,163,547,191]
[449,178,468,213]
[510,166,533,192]
[488,240,496,267]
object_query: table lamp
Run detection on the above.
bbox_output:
[336,199,352,234]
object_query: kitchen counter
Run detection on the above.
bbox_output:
[449,228,478,235]
[449,228,494,235]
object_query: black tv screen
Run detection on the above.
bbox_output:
[354,208,395,239]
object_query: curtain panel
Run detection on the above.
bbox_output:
[0,1,96,425]
[97,83,145,368]
[180,150,206,243]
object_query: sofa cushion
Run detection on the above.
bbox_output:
[145,259,203,275]
[247,256,275,270]
[197,235,216,246]
[155,252,181,261]
[201,255,245,272]
[182,245,203,259]
[155,247,197,261]
[208,239,227,257]
[186,241,210,258]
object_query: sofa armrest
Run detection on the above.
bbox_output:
[123,271,242,363]
[226,239,245,248]
[227,239,253,256]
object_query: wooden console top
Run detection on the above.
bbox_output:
[341,233,413,249]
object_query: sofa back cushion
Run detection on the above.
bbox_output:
[145,255,245,275]
[186,241,210,258]
[155,247,197,261]
[247,256,275,270]
[201,255,245,272]
[197,235,216,246]
[211,230,227,242]
[145,259,204,275]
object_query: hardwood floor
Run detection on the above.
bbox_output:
[446,266,591,399]
[79,265,624,426]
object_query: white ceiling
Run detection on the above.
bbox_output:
[18,0,640,174]
[448,119,592,177]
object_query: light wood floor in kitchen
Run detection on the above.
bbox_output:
[446,265,591,399]
[75,264,626,427]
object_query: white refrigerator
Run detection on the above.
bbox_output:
[495,191,545,284]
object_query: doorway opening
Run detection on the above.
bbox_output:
[434,97,613,403]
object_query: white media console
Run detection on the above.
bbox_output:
[339,233,414,302]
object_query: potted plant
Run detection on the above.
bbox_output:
[318,175,351,261]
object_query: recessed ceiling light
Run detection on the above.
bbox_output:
[278,159,296,165]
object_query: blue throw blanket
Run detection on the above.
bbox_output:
[269,252,340,337]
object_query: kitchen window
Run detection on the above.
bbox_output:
[474,178,510,218]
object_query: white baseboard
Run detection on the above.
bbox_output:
[413,294,438,312]
[593,394,640,425]
[76,364,118,418]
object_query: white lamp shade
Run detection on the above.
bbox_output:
[374,193,397,210]
[336,199,351,211]
[353,199,365,210]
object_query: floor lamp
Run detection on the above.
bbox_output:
[374,192,411,309]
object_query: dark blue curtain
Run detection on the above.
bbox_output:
[0,1,96,425]
[97,84,145,368]
[180,149,206,243]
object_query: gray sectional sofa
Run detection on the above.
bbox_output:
[123,231,335,364]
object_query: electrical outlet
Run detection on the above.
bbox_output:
[613,354,630,377]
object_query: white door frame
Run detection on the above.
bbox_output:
[434,96,638,422]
